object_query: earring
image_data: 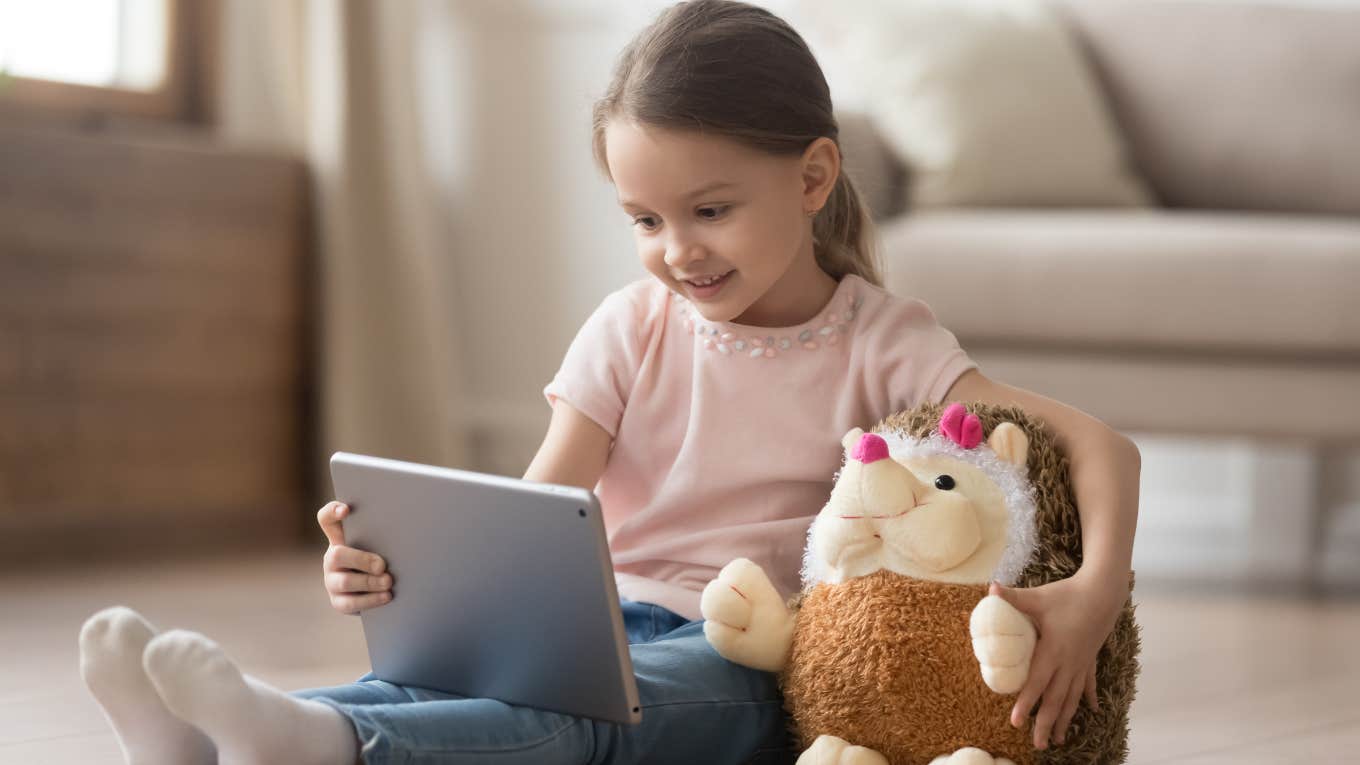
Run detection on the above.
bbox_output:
[805,207,821,218]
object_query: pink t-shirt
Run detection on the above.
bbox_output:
[543,274,976,620]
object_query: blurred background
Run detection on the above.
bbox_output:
[2,0,1358,760]
[2,0,1357,587]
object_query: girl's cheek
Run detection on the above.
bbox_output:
[637,238,663,264]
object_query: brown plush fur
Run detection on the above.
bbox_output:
[783,572,1034,764]
[778,403,1142,764]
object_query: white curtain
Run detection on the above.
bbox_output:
[217,0,468,487]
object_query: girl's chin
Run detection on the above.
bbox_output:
[680,287,743,322]
[692,305,739,324]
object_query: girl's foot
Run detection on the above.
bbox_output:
[78,607,216,765]
[142,629,358,765]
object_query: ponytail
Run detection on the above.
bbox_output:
[812,162,882,287]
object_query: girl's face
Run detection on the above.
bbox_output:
[605,121,838,327]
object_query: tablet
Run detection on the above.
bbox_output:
[329,451,642,725]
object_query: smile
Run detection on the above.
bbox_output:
[679,270,734,300]
[681,271,732,287]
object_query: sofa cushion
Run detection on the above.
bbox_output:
[814,0,1149,208]
[1055,0,1360,216]
[879,210,1360,355]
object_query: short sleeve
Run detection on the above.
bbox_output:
[872,295,978,409]
[543,285,649,438]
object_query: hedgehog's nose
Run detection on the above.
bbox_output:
[851,432,889,464]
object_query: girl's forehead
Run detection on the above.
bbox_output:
[607,121,746,165]
[606,121,778,204]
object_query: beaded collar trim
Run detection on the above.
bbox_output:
[670,288,865,359]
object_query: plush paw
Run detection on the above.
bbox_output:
[969,594,1036,694]
[797,734,889,765]
[700,558,795,672]
[929,747,1017,765]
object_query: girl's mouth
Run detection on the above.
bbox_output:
[681,270,733,300]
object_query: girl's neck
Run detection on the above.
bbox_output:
[731,253,838,328]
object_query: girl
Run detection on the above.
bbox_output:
[76,2,1139,763]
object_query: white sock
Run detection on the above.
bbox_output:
[78,607,216,765]
[142,629,360,765]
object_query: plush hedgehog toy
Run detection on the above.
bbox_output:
[701,403,1140,765]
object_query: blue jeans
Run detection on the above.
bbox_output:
[293,600,794,764]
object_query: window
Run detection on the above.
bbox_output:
[0,0,216,123]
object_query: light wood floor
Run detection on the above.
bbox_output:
[4,549,1358,763]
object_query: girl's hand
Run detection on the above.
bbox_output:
[989,570,1126,749]
[317,501,393,615]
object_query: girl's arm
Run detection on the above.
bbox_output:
[523,399,613,490]
[944,368,1141,750]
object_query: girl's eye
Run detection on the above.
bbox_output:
[934,475,956,491]
[633,206,726,229]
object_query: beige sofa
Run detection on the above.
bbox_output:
[838,0,1360,587]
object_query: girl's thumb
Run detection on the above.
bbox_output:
[989,580,1035,614]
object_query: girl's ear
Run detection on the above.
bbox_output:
[800,136,840,212]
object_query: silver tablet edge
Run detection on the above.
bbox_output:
[586,492,643,725]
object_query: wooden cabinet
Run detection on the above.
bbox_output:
[0,126,312,565]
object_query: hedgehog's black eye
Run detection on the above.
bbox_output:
[934,475,956,490]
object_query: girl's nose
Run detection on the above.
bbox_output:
[662,235,704,269]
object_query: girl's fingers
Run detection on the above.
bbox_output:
[1011,651,1056,728]
[1085,662,1099,710]
[1031,670,1072,749]
[324,544,386,575]
[317,502,348,546]
[1053,672,1086,746]
[332,591,392,615]
[327,570,392,594]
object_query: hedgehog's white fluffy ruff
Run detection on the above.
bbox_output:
[801,429,1040,588]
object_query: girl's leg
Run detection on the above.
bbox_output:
[293,617,791,765]
[78,607,216,765]
[140,630,360,765]
[287,601,691,736]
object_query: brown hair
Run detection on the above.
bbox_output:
[591,0,882,287]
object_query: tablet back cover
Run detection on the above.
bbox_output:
[330,451,641,725]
